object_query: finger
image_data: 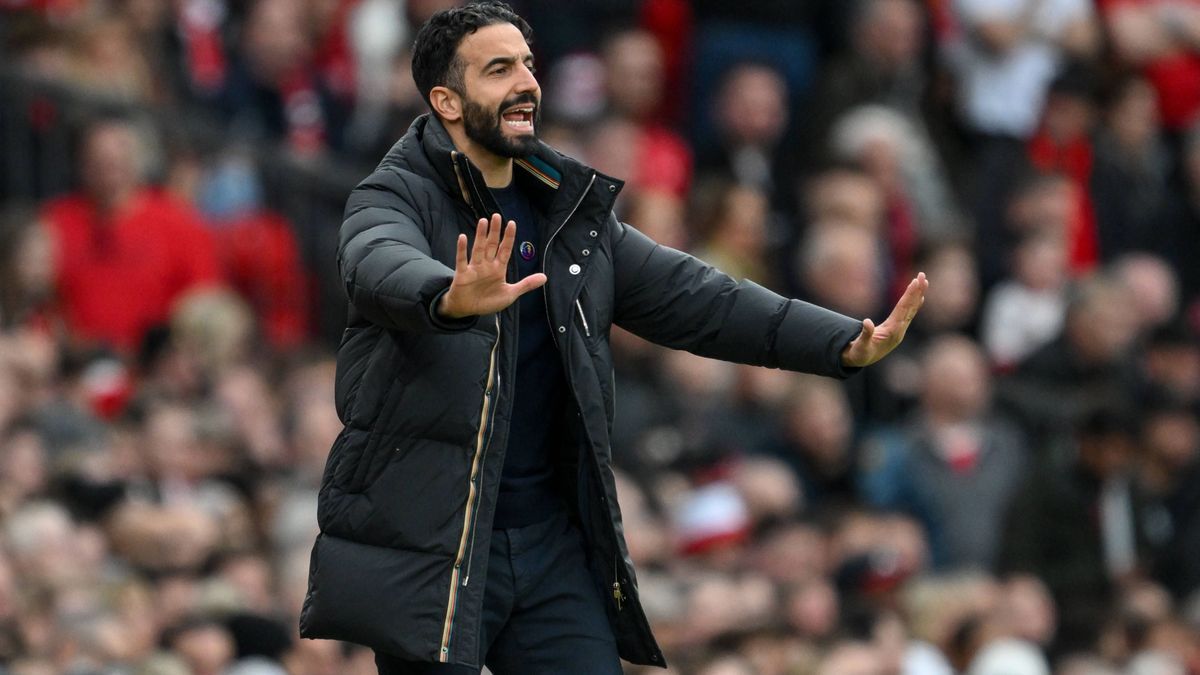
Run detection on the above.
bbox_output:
[470,218,488,262]
[454,234,468,272]
[884,275,926,328]
[510,272,547,297]
[487,213,503,260]
[497,220,518,266]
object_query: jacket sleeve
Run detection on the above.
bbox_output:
[337,175,476,333]
[611,219,862,378]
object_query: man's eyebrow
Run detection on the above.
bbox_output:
[481,54,535,71]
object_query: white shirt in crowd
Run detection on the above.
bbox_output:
[948,0,1095,138]
[980,280,1067,369]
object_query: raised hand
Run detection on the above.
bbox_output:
[437,213,548,319]
[841,272,929,368]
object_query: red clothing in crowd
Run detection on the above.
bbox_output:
[211,211,310,349]
[1098,0,1200,131]
[633,125,693,197]
[43,189,222,352]
[1028,132,1099,273]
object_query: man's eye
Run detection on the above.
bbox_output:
[527,65,537,74]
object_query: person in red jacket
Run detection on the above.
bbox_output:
[42,117,222,353]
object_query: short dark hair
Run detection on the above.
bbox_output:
[410,1,533,107]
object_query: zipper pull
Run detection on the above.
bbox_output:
[575,299,590,337]
[612,581,624,611]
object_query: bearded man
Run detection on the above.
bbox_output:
[299,3,928,673]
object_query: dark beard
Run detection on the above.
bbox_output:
[462,93,540,158]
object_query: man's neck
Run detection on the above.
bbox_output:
[445,123,514,188]
[92,188,135,218]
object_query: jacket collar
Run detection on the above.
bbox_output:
[382,113,612,220]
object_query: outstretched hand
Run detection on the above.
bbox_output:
[437,213,548,319]
[841,272,929,368]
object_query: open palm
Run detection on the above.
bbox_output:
[438,213,547,319]
[841,272,929,368]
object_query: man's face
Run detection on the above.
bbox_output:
[455,23,541,158]
[81,123,141,203]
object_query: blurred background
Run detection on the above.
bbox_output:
[1,0,1200,673]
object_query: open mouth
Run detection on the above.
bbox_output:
[501,105,535,132]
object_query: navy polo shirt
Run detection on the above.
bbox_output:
[490,183,567,528]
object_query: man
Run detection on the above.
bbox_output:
[43,117,221,352]
[298,3,928,673]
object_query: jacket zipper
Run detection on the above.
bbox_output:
[462,366,500,588]
[438,314,501,662]
[543,174,596,339]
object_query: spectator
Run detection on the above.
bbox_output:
[1140,320,1200,405]
[67,13,158,103]
[861,335,1028,570]
[696,62,795,216]
[113,0,228,105]
[1138,395,1200,600]
[996,271,1141,445]
[689,0,821,152]
[220,0,347,154]
[622,188,689,255]
[1091,75,1173,262]
[802,164,886,234]
[1099,0,1200,134]
[41,117,222,353]
[978,170,1075,288]
[754,376,858,513]
[347,48,427,162]
[905,237,982,346]
[946,0,1099,140]
[0,205,55,332]
[830,104,962,290]
[948,0,1099,275]
[1025,65,1102,273]
[1113,253,1180,334]
[597,28,692,198]
[163,617,237,675]
[814,640,886,675]
[1001,407,1154,654]
[1160,123,1200,307]
[966,638,1050,675]
[797,223,886,319]
[693,181,773,287]
[804,0,931,165]
[980,231,1070,370]
[195,153,311,349]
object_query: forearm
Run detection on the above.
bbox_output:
[612,222,860,375]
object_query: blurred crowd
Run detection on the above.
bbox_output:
[2,0,1200,674]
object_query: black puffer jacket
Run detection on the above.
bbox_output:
[299,114,862,668]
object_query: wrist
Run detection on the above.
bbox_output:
[428,286,477,332]
[437,289,467,319]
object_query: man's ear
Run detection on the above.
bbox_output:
[430,86,462,123]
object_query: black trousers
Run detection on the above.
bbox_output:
[374,511,622,675]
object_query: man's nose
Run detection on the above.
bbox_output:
[514,64,538,93]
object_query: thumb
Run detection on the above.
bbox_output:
[511,273,548,297]
[859,318,876,341]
